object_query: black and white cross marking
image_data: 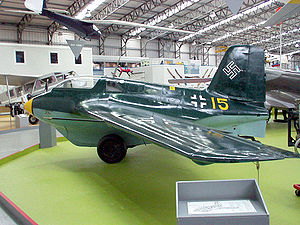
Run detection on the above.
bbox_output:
[191,94,207,108]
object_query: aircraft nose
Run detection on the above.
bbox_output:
[24,99,33,115]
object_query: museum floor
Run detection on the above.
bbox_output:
[0,115,15,131]
[0,121,299,225]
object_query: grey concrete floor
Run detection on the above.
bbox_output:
[0,127,63,159]
[0,126,62,224]
[0,127,39,159]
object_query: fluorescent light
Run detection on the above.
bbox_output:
[253,27,300,45]
[86,10,92,18]
[212,21,265,43]
[179,0,275,42]
[75,0,106,19]
[210,11,216,18]
[268,40,300,51]
[286,49,300,55]
[130,0,200,36]
[93,24,100,32]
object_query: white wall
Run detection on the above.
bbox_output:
[0,24,219,63]
[180,43,190,60]
[0,26,19,43]
[126,38,141,57]
[209,47,216,66]
[0,43,93,77]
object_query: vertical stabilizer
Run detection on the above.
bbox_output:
[208,45,265,104]
[25,0,46,13]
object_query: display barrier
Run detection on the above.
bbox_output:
[0,192,38,225]
[15,114,29,128]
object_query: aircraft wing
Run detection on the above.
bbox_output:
[1,9,39,15]
[264,0,300,27]
[83,103,299,163]
[83,20,195,35]
[266,91,299,109]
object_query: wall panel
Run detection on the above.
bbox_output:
[0,43,93,76]
[0,25,17,42]
[127,38,140,49]
[126,49,141,57]
[23,29,48,44]
[0,25,222,64]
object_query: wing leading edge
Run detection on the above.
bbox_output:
[264,0,300,27]
[83,104,299,164]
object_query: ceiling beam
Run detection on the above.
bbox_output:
[99,0,168,37]
[91,0,130,21]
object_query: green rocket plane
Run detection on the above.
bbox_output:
[24,45,300,165]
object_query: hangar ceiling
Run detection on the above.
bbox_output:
[0,0,299,55]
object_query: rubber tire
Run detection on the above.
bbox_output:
[97,135,127,164]
[29,115,39,125]
[295,190,300,197]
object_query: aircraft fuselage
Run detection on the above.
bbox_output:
[31,77,268,148]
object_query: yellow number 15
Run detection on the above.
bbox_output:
[211,97,229,111]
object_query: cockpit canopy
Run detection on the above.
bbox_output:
[55,77,102,89]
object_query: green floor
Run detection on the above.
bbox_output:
[0,122,300,225]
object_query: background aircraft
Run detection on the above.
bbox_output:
[0,71,75,124]
[265,68,300,146]
[24,45,300,165]
[264,0,300,27]
[8,0,260,40]
[2,0,195,40]
[265,68,300,111]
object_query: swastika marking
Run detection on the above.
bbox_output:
[223,61,242,80]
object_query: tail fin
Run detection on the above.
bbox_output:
[24,0,46,13]
[208,45,265,104]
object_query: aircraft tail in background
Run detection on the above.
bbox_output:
[24,0,101,39]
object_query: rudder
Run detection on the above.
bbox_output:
[208,45,265,104]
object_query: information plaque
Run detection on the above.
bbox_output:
[176,179,269,225]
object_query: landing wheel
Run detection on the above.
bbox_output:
[29,115,39,125]
[295,190,300,197]
[97,135,127,163]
